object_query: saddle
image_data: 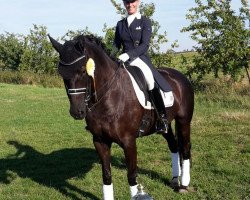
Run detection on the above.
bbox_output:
[125,65,150,105]
[124,63,174,110]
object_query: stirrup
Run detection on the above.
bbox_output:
[156,117,168,134]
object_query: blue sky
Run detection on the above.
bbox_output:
[0,0,243,51]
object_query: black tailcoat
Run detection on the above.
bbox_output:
[114,16,172,92]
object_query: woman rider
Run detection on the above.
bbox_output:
[113,0,171,134]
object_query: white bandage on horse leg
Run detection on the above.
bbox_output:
[181,159,190,186]
[171,152,181,178]
[103,184,114,200]
[130,184,138,198]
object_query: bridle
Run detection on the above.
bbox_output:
[59,53,120,111]
[59,55,86,66]
[59,54,89,94]
[67,87,87,95]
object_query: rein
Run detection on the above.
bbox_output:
[87,66,120,111]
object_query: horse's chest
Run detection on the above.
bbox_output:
[86,112,118,131]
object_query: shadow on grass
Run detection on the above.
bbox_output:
[0,140,171,200]
[0,140,100,200]
[111,158,171,187]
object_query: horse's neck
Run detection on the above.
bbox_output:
[87,46,118,94]
[86,46,137,112]
[88,47,117,83]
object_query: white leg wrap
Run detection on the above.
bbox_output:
[130,184,138,198]
[103,184,114,200]
[181,159,190,186]
[171,152,181,177]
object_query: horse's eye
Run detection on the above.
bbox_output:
[77,70,86,77]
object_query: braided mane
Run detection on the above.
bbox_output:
[74,34,117,61]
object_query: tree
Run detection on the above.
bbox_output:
[19,25,58,74]
[0,32,25,71]
[182,0,250,82]
[61,27,97,41]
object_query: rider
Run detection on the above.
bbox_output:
[113,0,171,134]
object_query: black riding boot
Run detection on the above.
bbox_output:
[149,87,168,134]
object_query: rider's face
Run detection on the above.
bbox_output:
[124,0,140,15]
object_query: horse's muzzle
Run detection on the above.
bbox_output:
[69,107,87,120]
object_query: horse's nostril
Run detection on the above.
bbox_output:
[79,110,84,115]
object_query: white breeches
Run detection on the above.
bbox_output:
[130,58,155,91]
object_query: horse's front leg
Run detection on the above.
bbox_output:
[122,137,139,198]
[93,137,113,200]
[123,137,154,199]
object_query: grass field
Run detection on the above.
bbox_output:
[0,83,249,200]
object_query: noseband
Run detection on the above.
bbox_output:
[67,88,87,95]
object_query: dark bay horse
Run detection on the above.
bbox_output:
[48,34,194,199]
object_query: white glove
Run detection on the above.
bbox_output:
[118,53,129,62]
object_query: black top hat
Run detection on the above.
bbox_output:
[123,0,137,3]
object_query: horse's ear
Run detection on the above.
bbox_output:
[48,34,63,54]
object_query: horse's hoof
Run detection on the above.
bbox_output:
[169,177,179,189]
[178,187,189,194]
[132,193,153,200]
[177,185,196,193]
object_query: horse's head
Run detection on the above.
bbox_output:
[48,35,90,120]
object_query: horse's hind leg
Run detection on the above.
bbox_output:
[162,124,181,188]
[176,119,192,191]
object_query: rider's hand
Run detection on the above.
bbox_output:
[118,53,129,62]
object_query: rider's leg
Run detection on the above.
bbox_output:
[130,58,168,134]
[148,87,168,133]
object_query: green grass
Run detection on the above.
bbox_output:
[0,83,249,200]
[0,71,64,88]
[167,51,197,71]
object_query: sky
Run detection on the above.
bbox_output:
[0,0,243,51]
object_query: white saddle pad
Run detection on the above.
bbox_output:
[125,68,174,110]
